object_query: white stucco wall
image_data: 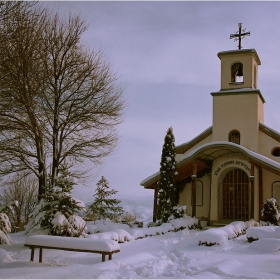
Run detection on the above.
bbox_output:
[179,174,211,219]
[212,93,263,152]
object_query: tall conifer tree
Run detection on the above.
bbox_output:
[156,127,177,223]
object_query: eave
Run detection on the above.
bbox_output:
[141,141,280,189]
[259,122,280,143]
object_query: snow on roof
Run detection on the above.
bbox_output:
[141,141,280,186]
[177,141,280,170]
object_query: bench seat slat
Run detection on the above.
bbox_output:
[25,244,120,254]
[25,235,120,252]
[24,235,120,263]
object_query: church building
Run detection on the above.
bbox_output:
[141,24,280,224]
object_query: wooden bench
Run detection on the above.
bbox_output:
[24,235,120,263]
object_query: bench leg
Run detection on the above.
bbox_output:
[102,253,105,262]
[39,248,43,263]
[109,254,112,261]
[30,248,35,262]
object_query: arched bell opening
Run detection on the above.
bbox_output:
[231,62,243,83]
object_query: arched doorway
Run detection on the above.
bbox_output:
[222,169,249,220]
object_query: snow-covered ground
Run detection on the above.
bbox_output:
[2,228,280,279]
[2,198,280,279]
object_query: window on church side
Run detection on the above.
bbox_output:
[191,180,203,206]
[272,147,280,157]
[231,62,243,83]
[272,182,280,204]
[229,130,240,144]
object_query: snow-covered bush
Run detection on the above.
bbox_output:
[25,172,86,237]
[246,226,277,243]
[220,224,238,239]
[245,219,259,228]
[230,221,247,236]
[260,198,280,225]
[119,211,143,228]
[198,228,228,246]
[51,213,87,237]
[147,221,161,228]
[169,217,199,230]
[86,229,133,243]
[86,220,130,234]
[168,205,187,221]
[0,213,12,245]
[198,220,256,246]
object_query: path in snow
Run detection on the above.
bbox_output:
[1,229,280,279]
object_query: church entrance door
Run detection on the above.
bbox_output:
[222,169,249,220]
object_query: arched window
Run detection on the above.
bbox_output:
[231,62,243,83]
[229,130,240,144]
[272,182,280,204]
[272,147,280,157]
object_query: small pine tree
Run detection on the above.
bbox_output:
[87,176,123,221]
[25,172,86,237]
[156,127,177,223]
[260,198,280,225]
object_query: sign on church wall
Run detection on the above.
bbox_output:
[214,160,251,176]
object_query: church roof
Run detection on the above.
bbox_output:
[259,122,280,143]
[175,126,212,154]
[141,141,280,189]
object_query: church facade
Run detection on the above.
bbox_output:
[141,45,280,225]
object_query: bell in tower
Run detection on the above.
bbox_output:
[231,62,243,83]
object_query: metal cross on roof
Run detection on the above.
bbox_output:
[230,23,250,50]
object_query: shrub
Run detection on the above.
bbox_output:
[0,213,12,244]
[168,205,187,221]
[0,175,38,232]
[260,198,280,225]
[25,172,86,237]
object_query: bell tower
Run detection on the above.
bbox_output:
[211,24,265,152]
[218,49,261,90]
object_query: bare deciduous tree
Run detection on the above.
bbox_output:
[0,174,38,232]
[0,3,125,199]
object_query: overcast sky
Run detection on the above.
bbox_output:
[40,1,280,202]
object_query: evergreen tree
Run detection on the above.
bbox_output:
[87,176,123,221]
[260,198,280,225]
[25,171,86,237]
[156,127,177,223]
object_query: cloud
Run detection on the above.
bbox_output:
[38,1,280,199]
